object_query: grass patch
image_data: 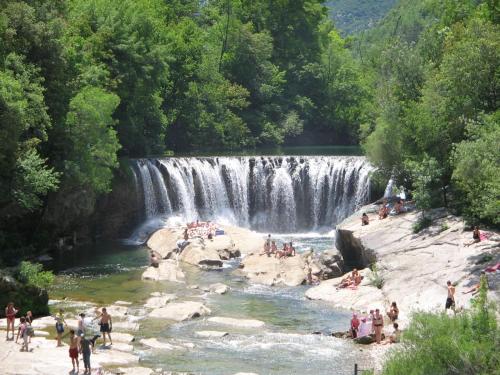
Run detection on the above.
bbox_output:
[368,263,384,289]
[412,216,432,233]
[440,222,449,232]
[380,280,499,375]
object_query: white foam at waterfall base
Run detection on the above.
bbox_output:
[128,156,373,239]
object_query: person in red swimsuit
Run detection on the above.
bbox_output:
[68,330,80,373]
[5,302,18,341]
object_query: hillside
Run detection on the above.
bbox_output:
[326,0,397,34]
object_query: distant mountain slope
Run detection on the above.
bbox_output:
[326,0,398,34]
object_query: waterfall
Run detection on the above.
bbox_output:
[131,156,373,233]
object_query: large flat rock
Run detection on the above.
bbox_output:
[142,260,185,282]
[236,253,309,286]
[149,301,211,321]
[207,317,265,328]
[328,206,500,321]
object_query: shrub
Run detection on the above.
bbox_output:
[380,281,498,375]
[412,216,432,233]
[440,222,449,232]
[368,263,384,289]
[17,261,54,290]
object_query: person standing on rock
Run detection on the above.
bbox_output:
[446,281,456,312]
[373,309,384,344]
[350,313,360,338]
[68,329,80,373]
[95,307,112,346]
[79,332,93,374]
[5,302,18,341]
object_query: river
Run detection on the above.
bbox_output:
[48,149,373,374]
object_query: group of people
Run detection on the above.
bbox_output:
[350,302,400,345]
[262,234,296,258]
[4,303,114,374]
[186,220,218,239]
[337,268,363,289]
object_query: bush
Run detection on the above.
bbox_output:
[440,222,449,232]
[380,282,499,375]
[368,263,384,289]
[17,261,54,290]
[412,216,432,233]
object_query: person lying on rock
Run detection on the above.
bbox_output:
[462,271,488,296]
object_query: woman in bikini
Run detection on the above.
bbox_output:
[5,302,18,340]
[373,308,384,344]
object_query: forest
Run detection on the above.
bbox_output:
[0,0,498,261]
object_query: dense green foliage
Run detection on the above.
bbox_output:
[0,0,370,260]
[326,0,397,34]
[380,281,499,375]
[17,261,54,290]
[360,0,499,225]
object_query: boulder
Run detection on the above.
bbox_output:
[140,338,183,351]
[195,330,229,338]
[112,332,135,343]
[305,270,385,312]
[149,301,211,321]
[144,294,176,309]
[207,317,265,328]
[141,260,185,282]
[147,228,180,258]
[209,283,229,294]
[116,367,153,375]
[220,225,264,255]
[236,253,309,286]
[179,239,223,268]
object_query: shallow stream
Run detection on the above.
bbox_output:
[49,235,369,375]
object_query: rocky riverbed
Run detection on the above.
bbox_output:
[2,208,497,374]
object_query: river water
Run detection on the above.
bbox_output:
[50,235,368,375]
[50,149,372,374]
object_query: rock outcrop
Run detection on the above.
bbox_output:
[235,253,311,286]
[207,316,265,328]
[308,206,500,319]
[148,301,211,321]
[141,260,185,282]
[147,226,263,268]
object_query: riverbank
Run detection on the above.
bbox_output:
[306,205,499,371]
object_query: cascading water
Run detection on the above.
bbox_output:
[131,156,372,235]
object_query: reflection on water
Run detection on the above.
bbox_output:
[50,237,366,375]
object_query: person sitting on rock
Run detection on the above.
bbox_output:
[276,243,288,259]
[271,241,278,255]
[286,242,296,257]
[378,199,389,219]
[383,323,401,344]
[387,302,399,322]
[393,199,403,215]
[465,226,481,246]
[357,317,371,338]
[361,213,370,225]
[150,251,160,268]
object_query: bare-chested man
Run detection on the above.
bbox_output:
[445,280,455,311]
[68,329,80,373]
[95,307,112,346]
